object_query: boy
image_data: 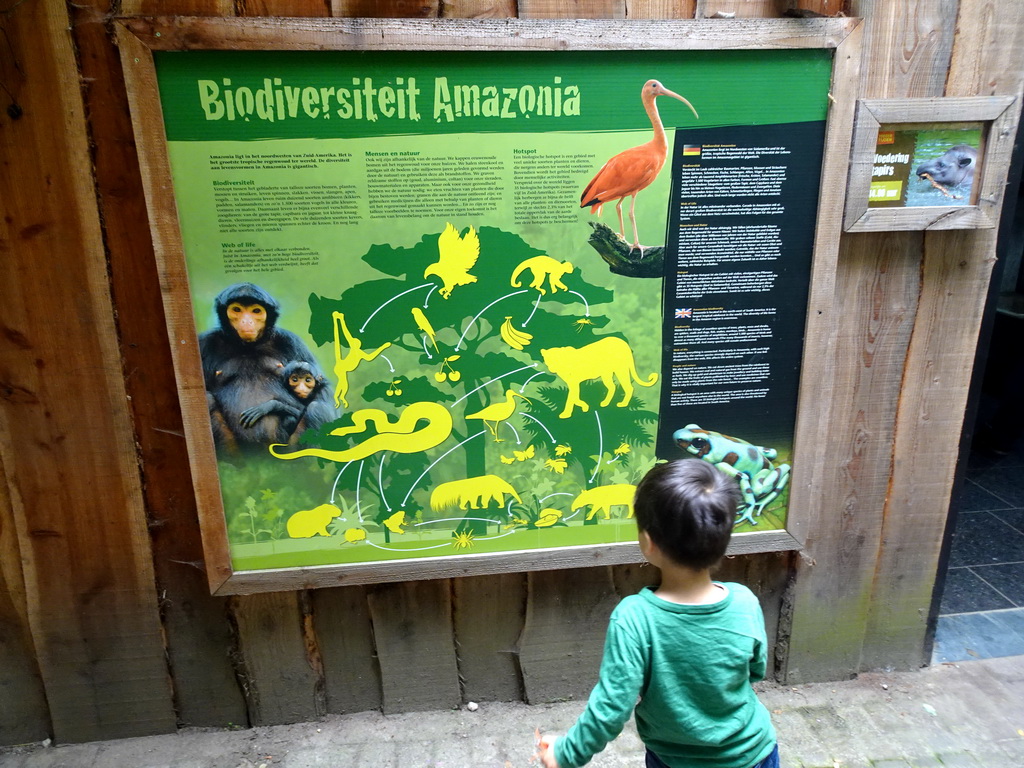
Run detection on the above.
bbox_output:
[539,459,778,768]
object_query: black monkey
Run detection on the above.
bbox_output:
[239,361,334,445]
[200,283,333,453]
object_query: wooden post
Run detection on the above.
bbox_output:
[783,0,1024,681]
[0,0,176,742]
[859,0,1024,670]
[70,0,249,729]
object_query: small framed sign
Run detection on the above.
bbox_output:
[843,96,1017,232]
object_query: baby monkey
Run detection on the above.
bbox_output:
[239,361,329,445]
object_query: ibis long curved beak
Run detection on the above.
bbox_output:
[661,87,699,120]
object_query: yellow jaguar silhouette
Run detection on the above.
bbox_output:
[541,337,658,419]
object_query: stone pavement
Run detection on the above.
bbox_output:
[1,655,1022,768]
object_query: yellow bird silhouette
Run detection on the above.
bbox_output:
[424,223,480,300]
[411,307,439,352]
[465,389,529,442]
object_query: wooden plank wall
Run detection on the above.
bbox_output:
[784,0,1024,681]
[1,0,1020,746]
[0,0,177,744]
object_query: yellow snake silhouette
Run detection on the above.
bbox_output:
[270,401,453,461]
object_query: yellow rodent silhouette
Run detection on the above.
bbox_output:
[430,475,521,511]
[572,484,636,520]
[541,337,658,419]
[286,503,342,538]
[269,401,453,461]
[332,311,391,409]
[510,255,574,295]
[424,223,480,300]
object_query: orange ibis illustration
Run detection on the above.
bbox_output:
[424,223,480,299]
[580,80,698,253]
[465,388,529,442]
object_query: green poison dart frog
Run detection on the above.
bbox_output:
[672,424,791,526]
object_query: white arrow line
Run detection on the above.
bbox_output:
[519,371,548,393]
[521,413,556,444]
[524,292,542,326]
[423,284,437,309]
[402,430,486,507]
[360,283,433,332]
[454,364,538,406]
[415,517,501,526]
[365,541,452,552]
[356,461,365,521]
[331,462,351,503]
[454,290,528,350]
[590,412,604,483]
[378,452,390,511]
[540,492,573,503]
[568,290,591,316]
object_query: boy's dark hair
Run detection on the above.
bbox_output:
[634,459,738,569]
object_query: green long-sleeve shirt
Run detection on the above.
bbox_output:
[554,583,776,768]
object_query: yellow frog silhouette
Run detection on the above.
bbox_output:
[541,337,658,419]
[510,255,574,295]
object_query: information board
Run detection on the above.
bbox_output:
[152,47,832,577]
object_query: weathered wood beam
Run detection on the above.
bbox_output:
[0,0,176,742]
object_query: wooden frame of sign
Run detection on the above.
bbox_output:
[843,96,1017,232]
[116,16,861,595]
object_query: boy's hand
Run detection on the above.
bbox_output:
[537,733,560,768]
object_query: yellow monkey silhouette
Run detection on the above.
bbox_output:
[332,311,391,408]
[510,255,574,295]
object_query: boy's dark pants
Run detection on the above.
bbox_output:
[645,743,780,768]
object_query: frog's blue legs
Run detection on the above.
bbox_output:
[735,474,759,526]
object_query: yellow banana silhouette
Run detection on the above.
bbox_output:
[500,316,533,350]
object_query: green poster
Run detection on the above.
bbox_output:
[155,49,831,572]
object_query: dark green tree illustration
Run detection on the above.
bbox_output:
[294,224,661,544]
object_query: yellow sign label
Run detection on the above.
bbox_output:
[869,180,902,200]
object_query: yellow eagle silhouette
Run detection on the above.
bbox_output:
[424,223,480,300]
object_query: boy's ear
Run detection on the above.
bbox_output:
[638,530,655,558]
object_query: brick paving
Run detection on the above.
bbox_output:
[1,655,1022,767]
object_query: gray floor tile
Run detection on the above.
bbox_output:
[966,469,1024,508]
[970,561,1024,606]
[932,611,1024,662]
[938,568,1015,614]
[947,512,1024,568]
[956,479,1015,513]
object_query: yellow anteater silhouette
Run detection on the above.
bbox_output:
[541,337,658,419]
[572,484,637,520]
[270,401,453,461]
[430,475,522,511]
